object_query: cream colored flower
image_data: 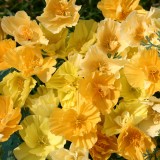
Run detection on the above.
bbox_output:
[118,124,155,160]
[37,0,81,34]
[48,143,90,160]
[97,0,146,21]
[0,71,36,108]
[103,100,148,136]
[138,96,160,137]
[0,96,22,142]
[96,18,125,55]
[4,45,56,82]
[120,11,150,47]
[1,11,48,45]
[14,115,65,160]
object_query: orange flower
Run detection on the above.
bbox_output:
[0,96,22,142]
[4,45,56,82]
[118,124,155,160]
[0,39,16,70]
[90,125,117,160]
[37,0,81,34]
[79,72,121,114]
[50,100,101,149]
[97,0,145,21]
[124,49,160,97]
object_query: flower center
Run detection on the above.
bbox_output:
[18,25,33,40]
[56,2,70,16]
[128,130,141,147]
[16,77,24,91]
[148,66,160,83]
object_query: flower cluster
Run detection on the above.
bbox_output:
[0,0,160,159]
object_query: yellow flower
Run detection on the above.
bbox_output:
[90,125,117,160]
[0,71,36,108]
[79,45,125,78]
[138,96,160,137]
[26,85,59,117]
[103,100,148,136]
[41,26,68,58]
[118,124,155,160]
[120,11,149,47]
[0,96,22,142]
[50,100,101,149]
[4,45,56,82]
[97,0,145,21]
[96,18,125,55]
[37,0,81,34]
[67,20,98,55]
[124,49,160,97]
[79,72,121,114]
[14,115,65,160]
[0,39,16,70]
[48,143,90,160]
[1,11,48,45]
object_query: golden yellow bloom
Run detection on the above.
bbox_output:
[90,125,117,160]
[120,11,149,47]
[50,100,101,149]
[1,11,48,45]
[37,0,81,34]
[103,100,148,136]
[48,143,90,160]
[4,45,56,82]
[118,124,155,160]
[79,72,121,114]
[26,85,59,117]
[67,20,97,55]
[0,71,36,108]
[0,96,22,142]
[0,39,16,70]
[97,0,145,21]
[14,115,65,160]
[0,19,6,40]
[96,18,124,55]
[124,49,160,97]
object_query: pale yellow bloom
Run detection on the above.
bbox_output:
[79,72,121,114]
[67,20,98,55]
[103,100,148,136]
[138,96,160,137]
[1,11,48,45]
[96,18,125,55]
[26,85,59,117]
[50,100,101,149]
[14,115,65,160]
[41,26,68,58]
[120,11,150,47]
[80,45,125,78]
[48,143,90,160]
[90,125,117,160]
[0,39,16,70]
[0,96,22,142]
[37,0,81,34]
[118,124,155,160]
[4,45,56,82]
[124,49,160,97]
[97,0,145,21]
[0,71,36,108]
